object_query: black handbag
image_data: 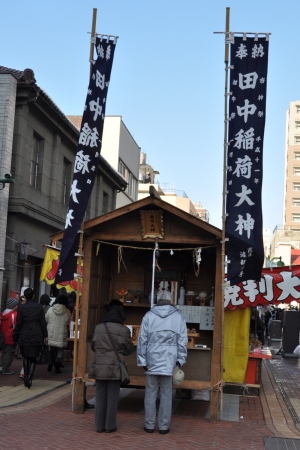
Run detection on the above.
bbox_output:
[104,323,130,385]
[37,345,50,364]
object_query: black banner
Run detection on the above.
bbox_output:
[226,36,269,286]
[56,37,117,284]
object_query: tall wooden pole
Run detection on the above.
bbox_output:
[90,8,98,75]
[72,7,97,413]
[221,9,230,286]
[220,6,230,411]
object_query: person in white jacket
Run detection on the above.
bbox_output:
[137,299,187,434]
[45,294,71,374]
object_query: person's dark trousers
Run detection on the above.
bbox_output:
[23,358,31,387]
[95,380,120,432]
[1,344,15,372]
[48,347,57,372]
[85,385,95,409]
[54,362,62,374]
[27,358,36,388]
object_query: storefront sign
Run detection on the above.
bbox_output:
[225,265,300,309]
[140,210,164,239]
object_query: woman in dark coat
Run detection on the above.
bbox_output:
[13,288,48,388]
[89,300,134,433]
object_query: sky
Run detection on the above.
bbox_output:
[1,0,298,231]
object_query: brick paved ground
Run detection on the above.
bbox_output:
[1,349,300,449]
[0,392,273,450]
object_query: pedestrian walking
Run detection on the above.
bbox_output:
[0,297,18,375]
[137,298,188,434]
[40,293,51,315]
[45,294,71,373]
[15,294,26,360]
[13,288,48,388]
[89,300,134,433]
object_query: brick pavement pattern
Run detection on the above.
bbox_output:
[0,394,273,450]
[1,348,300,449]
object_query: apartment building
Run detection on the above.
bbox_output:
[270,101,300,264]
[283,100,300,230]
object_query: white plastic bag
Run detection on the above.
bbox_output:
[191,389,210,401]
[293,344,300,356]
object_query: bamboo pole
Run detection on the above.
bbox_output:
[220,6,230,413]
[71,7,97,413]
[221,11,230,284]
[89,8,97,73]
[71,226,84,412]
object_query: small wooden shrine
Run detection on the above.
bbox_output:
[52,188,223,421]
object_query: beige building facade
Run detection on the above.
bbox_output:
[283,101,300,231]
[68,115,140,209]
[270,101,300,265]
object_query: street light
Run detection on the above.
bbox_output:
[0,174,14,190]
[265,255,285,267]
[19,240,31,261]
[272,256,285,267]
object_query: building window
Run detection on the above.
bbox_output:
[292,214,300,222]
[62,157,72,205]
[94,174,101,216]
[118,159,137,200]
[294,167,300,176]
[293,198,300,207]
[295,137,300,144]
[102,191,108,214]
[297,106,300,114]
[30,133,44,188]
[293,183,300,191]
[118,160,127,179]
[128,172,137,198]
[295,152,300,160]
[296,122,300,130]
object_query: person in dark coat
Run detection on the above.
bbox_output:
[88,300,134,433]
[13,288,48,388]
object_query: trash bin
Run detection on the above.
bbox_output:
[269,320,282,341]
[282,311,300,354]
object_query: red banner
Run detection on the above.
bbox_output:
[224,265,300,309]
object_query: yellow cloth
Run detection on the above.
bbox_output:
[39,247,60,284]
[223,307,250,383]
[40,247,81,293]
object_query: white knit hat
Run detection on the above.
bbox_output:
[173,365,184,385]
